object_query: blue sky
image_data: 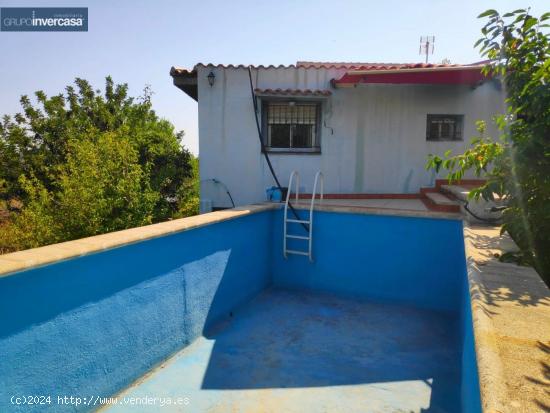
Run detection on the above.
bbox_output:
[0,0,547,155]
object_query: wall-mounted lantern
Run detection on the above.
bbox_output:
[207,71,216,87]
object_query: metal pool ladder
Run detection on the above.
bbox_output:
[283,171,324,262]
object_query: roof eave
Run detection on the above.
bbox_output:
[170,67,198,101]
[345,64,485,76]
[254,88,332,98]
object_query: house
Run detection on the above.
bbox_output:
[170,62,505,211]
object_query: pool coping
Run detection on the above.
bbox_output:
[463,224,550,413]
[0,204,278,277]
[291,201,462,220]
[0,202,460,277]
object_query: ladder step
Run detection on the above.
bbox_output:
[286,234,309,240]
[286,249,309,256]
[286,218,309,224]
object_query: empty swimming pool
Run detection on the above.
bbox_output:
[0,206,480,412]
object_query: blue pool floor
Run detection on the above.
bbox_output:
[105,289,461,413]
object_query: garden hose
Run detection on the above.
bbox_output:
[247,66,309,232]
[200,178,235,209]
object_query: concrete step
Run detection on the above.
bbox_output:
[420,190,461,213]
[440,185,470,202]
[425,192,460,206]
[420,187,439,195]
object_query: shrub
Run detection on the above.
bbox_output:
[427,9,550,286]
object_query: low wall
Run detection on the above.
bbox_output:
[0,208,274,412]
[463,226,550,413]
[460,274,482,413]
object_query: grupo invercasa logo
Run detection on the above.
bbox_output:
[1,8,88,32]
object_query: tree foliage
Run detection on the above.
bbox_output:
[426,9,550,286]
[0,77,198,252]
[176,156,200,218]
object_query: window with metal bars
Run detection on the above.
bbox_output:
[426,114,464,141]
[261,101,321,152]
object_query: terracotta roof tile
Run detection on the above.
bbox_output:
[170,67,196,76]
[297,61,490,70]
[171,61,491,77]
[297,61,412,69]
[254,88,332,97]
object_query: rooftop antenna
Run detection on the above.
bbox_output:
[419,36,435,64]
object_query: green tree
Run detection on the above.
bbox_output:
[57,132,158,238]
[427,9,550,286]
[0,77,193,220]
[0,77,197,253]
[177,156,200,218]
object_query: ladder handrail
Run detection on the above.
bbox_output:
[283,171,324,262]
[308,171,324,262]
[310,171,324,211]
[285,170,299,205]
[283,171,300,259]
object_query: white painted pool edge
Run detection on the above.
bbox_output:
[463,225,508,413]
[0,202,460,278]
[0,204,277,278]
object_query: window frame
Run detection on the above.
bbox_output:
[426,114,465,142]
[260,99,322,154]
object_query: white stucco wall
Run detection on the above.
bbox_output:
[196,65,505,207]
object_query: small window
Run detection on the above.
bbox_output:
[262,101,321,152]
[426,114,464,141]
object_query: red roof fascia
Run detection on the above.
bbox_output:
[333,67,488,86]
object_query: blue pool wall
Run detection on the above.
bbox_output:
[0,212,273,412]
[272,210,465,313]
[0,208,480,412]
